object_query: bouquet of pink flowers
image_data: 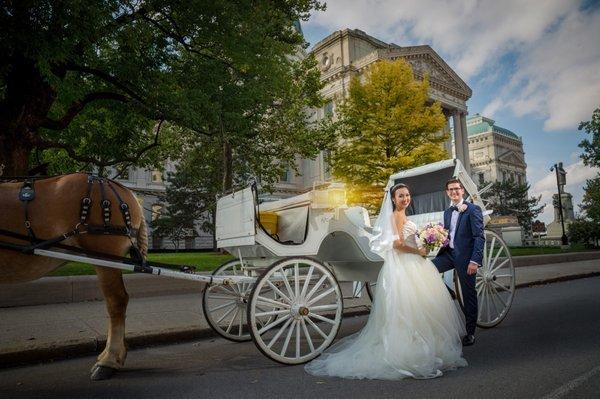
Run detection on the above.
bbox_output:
[417,223,450,251]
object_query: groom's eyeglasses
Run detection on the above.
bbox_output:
[446,187,462,192]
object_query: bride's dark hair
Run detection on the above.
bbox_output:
[390,183,410,210]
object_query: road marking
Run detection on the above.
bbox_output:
[541,365,600,399]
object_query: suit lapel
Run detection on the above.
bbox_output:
[455,204,468,233]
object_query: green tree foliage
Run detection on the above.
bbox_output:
[570,107,600,246]
[578,107,600,168]
[330,59,447,211]
[0,0,325,176]
[480,180,544,231]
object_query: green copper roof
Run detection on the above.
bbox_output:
[462,114,521,140]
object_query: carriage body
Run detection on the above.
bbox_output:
[203,159,515,364]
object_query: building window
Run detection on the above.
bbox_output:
[324,101,334,116]
[151,170,163,183]
[517,173,522,185]
[280,165,291,183]
[478,172,485,185]
[502,171,507,182]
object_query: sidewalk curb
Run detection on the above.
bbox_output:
[1,272,599,369]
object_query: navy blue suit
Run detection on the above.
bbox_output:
[432,201,485,336]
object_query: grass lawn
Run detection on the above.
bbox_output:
[508,243,597,257]
[49,252,234,277]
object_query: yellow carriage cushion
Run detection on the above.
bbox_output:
[259,212,278,235]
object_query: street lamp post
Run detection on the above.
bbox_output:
[550,162,568,246]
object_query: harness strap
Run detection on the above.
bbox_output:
[98,178,111,228]
[107,180,133,233]
[19,179,37,241]
[79,175,93,225]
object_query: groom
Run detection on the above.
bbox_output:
[433,178,484,346]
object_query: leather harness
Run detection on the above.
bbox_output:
[0,173,148,272]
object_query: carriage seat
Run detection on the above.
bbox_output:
[344,206,372,231]
[407,211,445,230]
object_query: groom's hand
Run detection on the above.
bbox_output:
[467,262,478,275]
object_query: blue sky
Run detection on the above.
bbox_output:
[301,0,600,224]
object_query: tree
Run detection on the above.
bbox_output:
[570,107,600,246]
[0,0,325,176]
[578,107,600,168]
[480,180,544,231]
[330,59,448,211]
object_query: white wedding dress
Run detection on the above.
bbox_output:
[304,220,467,380]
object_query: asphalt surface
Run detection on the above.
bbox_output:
[1,277,600,399]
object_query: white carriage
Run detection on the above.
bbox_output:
[202,158,516,364]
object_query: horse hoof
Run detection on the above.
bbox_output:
[90,365,117,381]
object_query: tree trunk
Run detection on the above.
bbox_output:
[222,139,233,192]
[0,55,59,176]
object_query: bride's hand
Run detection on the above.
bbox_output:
[418,247,428,257]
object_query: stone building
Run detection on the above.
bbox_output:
[273,28,473,198]
[456,113,527,187]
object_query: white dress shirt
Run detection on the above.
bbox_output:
[449,199,463,249]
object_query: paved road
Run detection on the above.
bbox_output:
[1,277,600,399]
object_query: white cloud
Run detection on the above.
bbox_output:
[501,9,600,131]
[530,161,599,223]
[307,0,573,78]
[307,1,599,131]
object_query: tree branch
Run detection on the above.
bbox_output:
[35,119,165,167]
[41,91,129,130]
[64,63,146,103]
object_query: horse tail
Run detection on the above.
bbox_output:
[136,203,148,259]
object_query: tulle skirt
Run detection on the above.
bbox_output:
[304,250,467,380]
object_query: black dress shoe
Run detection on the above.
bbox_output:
[462,335,475,346]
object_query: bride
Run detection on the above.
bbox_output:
[304,183,467,380]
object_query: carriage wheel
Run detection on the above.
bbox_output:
[452,230,516,328]
[475,230,516,328]
[247,257,344,364]
[365,282,376,303]
[202,259,253,342]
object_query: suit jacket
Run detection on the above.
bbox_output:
[439,201,485,268]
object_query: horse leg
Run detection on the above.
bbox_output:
[91,266,129,381]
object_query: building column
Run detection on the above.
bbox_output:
[443,117,453,156]
[452,110,465,167]
[460,112,471,174]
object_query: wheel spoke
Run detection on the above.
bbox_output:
[295,320,301,359]
[490,258,510,275]
[494,273,513,279]
[491,279,511,293]
[225,307,240,333]
[488,240,504,272]
[490,285,508,308]
[308,312,336,325]
[211,285,238,296]
[267,317,293,348]
[266,280,292,304]
[307,286,336,306]
[259,314,291,335]
[294,263,300,299]
[309,304,339,312]
[280,320,297,357]
[305,316,328,339]
[238,307,244,336]
[305,274,328,302]
[280,269,295,300]
[208,300,236,313]
[300,318,315,352]
[216,303,237,324]
[487,285,501,319]
[256,295,290,309]
[300,265,314,300]
[255,308,290,317]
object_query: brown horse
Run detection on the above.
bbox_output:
[0,173,148,380]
